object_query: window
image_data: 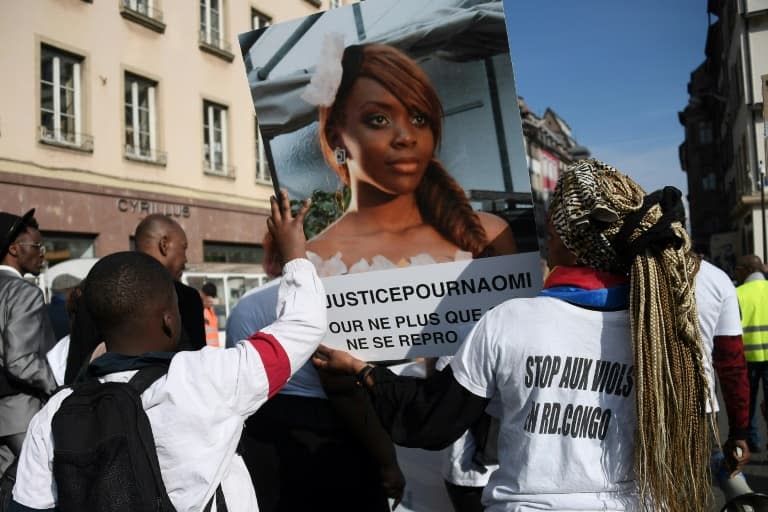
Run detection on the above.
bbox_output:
[199,0,233,60]
[41,233,96,265]
[119,0,166,32]
[200,0,224,48]
[697,121,713,145]
[204,242,263,263]
[124,0,154,16]
[702,172,717,192]
[125,73,164,163]
[203,101,232,176]
[40,45,91,149]
[251,8,271,30]
[255,117,271,183]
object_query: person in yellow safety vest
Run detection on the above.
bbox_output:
[200,282,220,348]
[735,254,768,453]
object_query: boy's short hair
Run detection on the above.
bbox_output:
[83,251,174,337]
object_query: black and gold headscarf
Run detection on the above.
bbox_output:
[550,159,689,276]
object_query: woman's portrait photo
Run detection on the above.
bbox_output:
[239,0,541,360]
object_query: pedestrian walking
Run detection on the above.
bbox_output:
[734,254,768,454]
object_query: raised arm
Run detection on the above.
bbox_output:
[247,190,325,396]
[176,191,326,416]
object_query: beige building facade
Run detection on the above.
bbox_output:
[0,0,350,266]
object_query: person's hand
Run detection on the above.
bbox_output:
[723,438,750,477]
[380,463,405,510]
[266,189,311,265]
[312,344,368,376]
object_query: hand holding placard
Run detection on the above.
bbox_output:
[266,189,311,266]
[312,344,368,378]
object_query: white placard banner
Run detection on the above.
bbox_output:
[320,251,542,360]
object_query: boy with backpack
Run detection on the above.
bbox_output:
[9,192,323,512]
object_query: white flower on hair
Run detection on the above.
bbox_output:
[301,32,346,107]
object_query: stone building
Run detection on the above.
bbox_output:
[679,0,768,272]
[0,0,349,268]
[518,97,590,250]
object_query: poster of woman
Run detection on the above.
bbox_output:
[239,0,540,361]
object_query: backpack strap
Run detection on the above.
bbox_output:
[127,365,227,512]
[202,484,227,512]
[127,364,170,394]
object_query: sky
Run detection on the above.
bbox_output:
[502,0,710,195]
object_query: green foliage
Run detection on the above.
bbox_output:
[290,188,350,239]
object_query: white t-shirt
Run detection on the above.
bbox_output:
[451,296,637,511]
[13,259,326,512]
[695,260,743,413]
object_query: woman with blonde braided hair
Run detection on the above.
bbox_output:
[313,159,713,511]
[548,160,711,510]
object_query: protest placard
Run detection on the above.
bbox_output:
[239,0,540,360]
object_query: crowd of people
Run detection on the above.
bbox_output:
[1,168,766,511]
[0,39,766,512]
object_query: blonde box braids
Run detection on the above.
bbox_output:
[550,160,711,511]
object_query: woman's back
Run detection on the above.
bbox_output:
[451,296,637,511]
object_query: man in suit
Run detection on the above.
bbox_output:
[134,214,205,351]
[0,209,57,477]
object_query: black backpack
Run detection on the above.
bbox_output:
[51,365,176,512]
[51,364,227,512]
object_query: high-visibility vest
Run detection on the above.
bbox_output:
[203,306,220,347]
[736,279,768,362]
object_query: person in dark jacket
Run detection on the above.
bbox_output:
[134,214,205,351]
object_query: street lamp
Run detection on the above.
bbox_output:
[761,159,767,262]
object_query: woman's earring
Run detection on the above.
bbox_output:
[334,147,346,165]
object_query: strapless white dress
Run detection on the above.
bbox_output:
[305,249,472,277]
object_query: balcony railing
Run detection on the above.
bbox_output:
[125,144,167,165]
[119,0,166,33]
[39,126,94,152]
[204,160,236,179]
[199,29,234,62]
